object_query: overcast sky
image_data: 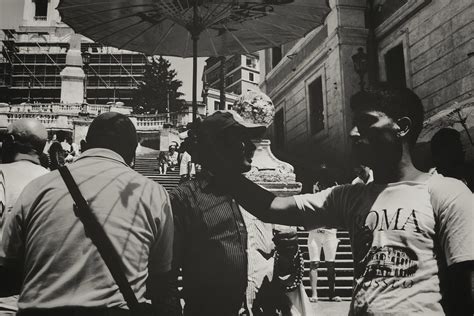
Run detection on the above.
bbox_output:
[0,0,206,101]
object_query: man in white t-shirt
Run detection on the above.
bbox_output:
[207,87,474,315]
[0,119,49,315]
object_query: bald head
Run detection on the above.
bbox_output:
[85,112,138,164]
[3,119,48,162]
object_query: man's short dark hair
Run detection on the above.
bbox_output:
[86,112,138,164]
[350,86,424,146]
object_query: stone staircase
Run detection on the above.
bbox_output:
[134,157,181,191]
[134,157,354,300]
[298,230,354,300]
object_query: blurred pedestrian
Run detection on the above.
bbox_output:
[308,164,341,303]
[168,144,179,171]
[431,128,473,191]
[48,131,66,170]
[0,118,49,315]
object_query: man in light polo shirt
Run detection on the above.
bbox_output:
[0,112,174,316]
[0,118,49,315]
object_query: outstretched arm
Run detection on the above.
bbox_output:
[228,174,335,229]
[227,174,305,226]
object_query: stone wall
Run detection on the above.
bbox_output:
[261,0,367,183]
[376,0,473,115]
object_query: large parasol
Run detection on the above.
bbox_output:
[57,0,330,120]
[418,96,474,145]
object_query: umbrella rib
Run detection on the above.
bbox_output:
[252,19,305,37]
[58,0,135,10]
[93,19,150,44]
[151,22,178,56]
[204,28,218,56]
[77,11,159,35]
[223,25,250,54]
[240,25,279,47]
[183,31,190,57]
[202,3,233,29]
[117,22,157,50]
[59,4,155,21]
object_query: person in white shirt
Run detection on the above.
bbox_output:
[0,118,49,315]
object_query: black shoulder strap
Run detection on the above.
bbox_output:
[58,166,140,312]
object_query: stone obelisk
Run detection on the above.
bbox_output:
[60,34,85,104]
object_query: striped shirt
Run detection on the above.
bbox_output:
[170,172,248,315]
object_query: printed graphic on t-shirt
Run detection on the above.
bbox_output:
[362,245,418,279]
[353,206,426,290]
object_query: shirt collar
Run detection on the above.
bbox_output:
[76,148,129,167]
[13,153,41,165]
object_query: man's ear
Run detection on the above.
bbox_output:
[396,117,412,138]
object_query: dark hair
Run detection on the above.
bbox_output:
[56,131,66,142]
[350,85,424,146]
[86,112,138,164]
[431,128,463,160]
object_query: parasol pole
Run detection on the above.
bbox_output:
[192,0,199,122]
[456,109,474,145]
[192,35,198,121]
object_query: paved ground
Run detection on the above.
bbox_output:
[311,300,350,315]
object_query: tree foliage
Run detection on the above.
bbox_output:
[132,56,184,114]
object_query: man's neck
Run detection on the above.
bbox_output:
[13,153,41,166]
[372,144,427,184]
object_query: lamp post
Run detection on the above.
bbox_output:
[27,75,33,103]
[82,51,91,104]
[351,47,368,91]
[202,81,209,116]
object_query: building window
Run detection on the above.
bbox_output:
[35,0,48,19]
[226,74,234,86]
[246,57,255,68]
[271,46,282,68]
[384,44,406,88]
[249,72,254,82]
[214,101,220,111]
[308,76,324,134]
[227,103,233,110]
[275,109,284,149]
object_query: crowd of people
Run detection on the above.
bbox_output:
[0,86,472,316]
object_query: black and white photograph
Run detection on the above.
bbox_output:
[0,0,472,315]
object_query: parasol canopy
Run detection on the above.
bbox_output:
[57,0,330,120]
[57,0,330,57]
[418,96,474,145]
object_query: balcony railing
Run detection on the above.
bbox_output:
[6,113,68,128]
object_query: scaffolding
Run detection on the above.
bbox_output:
[0,29,146,105]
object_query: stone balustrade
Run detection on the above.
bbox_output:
[1,112,73,130]
[0,103,122,116]
[0,107,183,134]
[132,113,179,131]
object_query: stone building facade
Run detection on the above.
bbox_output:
[259,0,473,185]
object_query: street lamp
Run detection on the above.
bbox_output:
[202,81,209,116]
[82,51,91,104]
[27,75,34,103]
[351,47,368,91]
